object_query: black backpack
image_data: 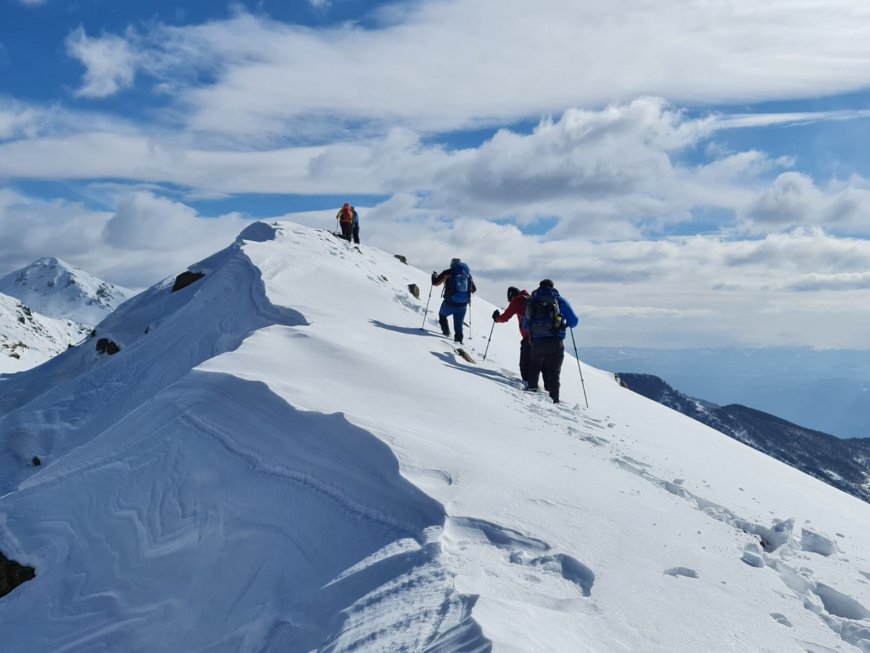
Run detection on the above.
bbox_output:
[526,286,563,337]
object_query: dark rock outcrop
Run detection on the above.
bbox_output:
[96,338,121,355]
[0,551,35,599]
[171,271,205,293]
[394,254,407,264]
[408,284,420,299]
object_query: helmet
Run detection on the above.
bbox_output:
[507,286,520,301]
[539,279,554,288]
[450,257,460,266]
[343,203,350,209]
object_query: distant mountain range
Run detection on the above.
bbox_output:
[0,257,132,327]
[583,346,870,439]
[619,372,870,503]
[0,258,132,374]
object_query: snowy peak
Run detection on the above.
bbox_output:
[0,257,132,327]
[0,291,90,374]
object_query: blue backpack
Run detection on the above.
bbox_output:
[526,286,563,337]
[447,262,471,304]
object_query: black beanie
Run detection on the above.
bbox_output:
[539,279,554,288]
[507,286,520,301]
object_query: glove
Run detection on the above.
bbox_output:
[492,310,500,320]
[431,272,438,284]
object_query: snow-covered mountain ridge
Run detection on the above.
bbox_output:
[0,256,132,327]
[618,373,870,503]
[1,222,869,652]
[0,291,90,374]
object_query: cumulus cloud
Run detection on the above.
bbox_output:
[4,96,870,241]
[0,190,253,288]
[102,191,247,251]
[66,28,138,98]
[3,185,869,347]
[740,173,870,234]
[60,2,870,137]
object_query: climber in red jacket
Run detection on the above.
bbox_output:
[492,286,531,387]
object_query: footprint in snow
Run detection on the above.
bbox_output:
[663,567,698,579]
[445,516,595,598]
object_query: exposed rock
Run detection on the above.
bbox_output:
[96,338,121,355]
[32,456,41,466]
[171,271,205,293]
[456,348,476,364]
[394,254,407,264]
[408,284,420,300]
[0,551,36,599]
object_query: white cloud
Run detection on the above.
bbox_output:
[740,173,870,234]
[66,28,137,98]
[0,190,252,288]
[68,3,870,137]
[102,191,247,252]
[3,185,870,347]
[786,272,870,292]
[0,106,39,140]
[4,97,870,241]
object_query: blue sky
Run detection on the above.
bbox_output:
[2,0,870,348]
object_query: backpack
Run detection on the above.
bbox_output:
[526,286,563,337]
[339,206,354,223]
[446,262,471,304]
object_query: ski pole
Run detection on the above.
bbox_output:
[421,281,434,330]
[569,328,589,409]
[467,299,472,339]
[483,319,496,360]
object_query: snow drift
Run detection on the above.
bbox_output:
[1,222,869,652]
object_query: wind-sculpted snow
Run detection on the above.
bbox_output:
[0,372,489,652]
[0,241,305,493]
[1,221,869,652]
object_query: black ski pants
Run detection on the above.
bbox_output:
[339,221,354,241]
[519,336,531,384]
[528,337,565,401]
[352,223,360,244]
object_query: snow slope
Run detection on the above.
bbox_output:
[1,222,868,652]
[0,292,90,374]
[0,256,133,327]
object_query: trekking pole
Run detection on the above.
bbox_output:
[467,298,472,339]
[421,282,434,330]
[483,320,496,360]
[569,328,590,409]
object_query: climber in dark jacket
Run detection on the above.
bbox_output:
[522,279,579,403]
